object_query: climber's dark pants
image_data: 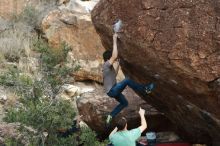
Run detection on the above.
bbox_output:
[107,78,145,117]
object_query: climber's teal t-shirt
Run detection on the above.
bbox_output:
[109,128,141,146]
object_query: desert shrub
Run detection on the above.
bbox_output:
[12,6,39,27]
[1,34,104,145]
[52,135,79,146]
[21,6,38,26]
[4,96,108,146]
[0,52,6,63]
[34,39,71,69]
[0,27,33,62]
[4,98,75,131]
[0,67,34,98]
[33,38,81,94]
[0,5,39,63]
[4,97,76,145]
[79,127,109,146]
[0,37,76,97]
[4,138,24,146]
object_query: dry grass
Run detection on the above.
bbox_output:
[0,23,35,62]
[4,91,19,109]
[0,2,56,63]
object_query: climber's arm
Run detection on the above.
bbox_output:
[113,59,119,75]
[109,33,118,65]
[109,127,118,137]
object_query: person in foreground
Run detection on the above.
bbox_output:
[109,107,147,146]
[103,33,155,124]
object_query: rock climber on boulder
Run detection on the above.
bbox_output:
[102,20,155,124]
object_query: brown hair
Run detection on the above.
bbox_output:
[116,117,127,130]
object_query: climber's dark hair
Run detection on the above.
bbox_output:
[103,50,112,62]
[116,117,127,131]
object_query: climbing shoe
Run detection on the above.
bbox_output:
[145,83,155,94]
[106,115,112,125]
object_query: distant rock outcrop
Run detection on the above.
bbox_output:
[58,0,99,13]
[41,0,104,83]
[92,0,220,145]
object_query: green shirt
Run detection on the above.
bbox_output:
[109,128,141,146]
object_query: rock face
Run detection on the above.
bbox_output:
[0,0,45,20]
[58,0,99,13]
[0,0,28,19]
[92,0,220,145]
[41,1,104,83]
[76,82,175,139]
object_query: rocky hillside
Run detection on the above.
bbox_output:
[92,0,220,145]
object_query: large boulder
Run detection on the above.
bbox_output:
[41,1,104,83]
[76,82,175,139]
[92,0,220,145]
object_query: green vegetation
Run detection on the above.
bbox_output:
[2,77,107,145]
[4,97,77,145]
[0,67,33,98]
[19,6,39,26]
[12,5,39,27]
[1,38,106,145]
[33,38,80,94]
